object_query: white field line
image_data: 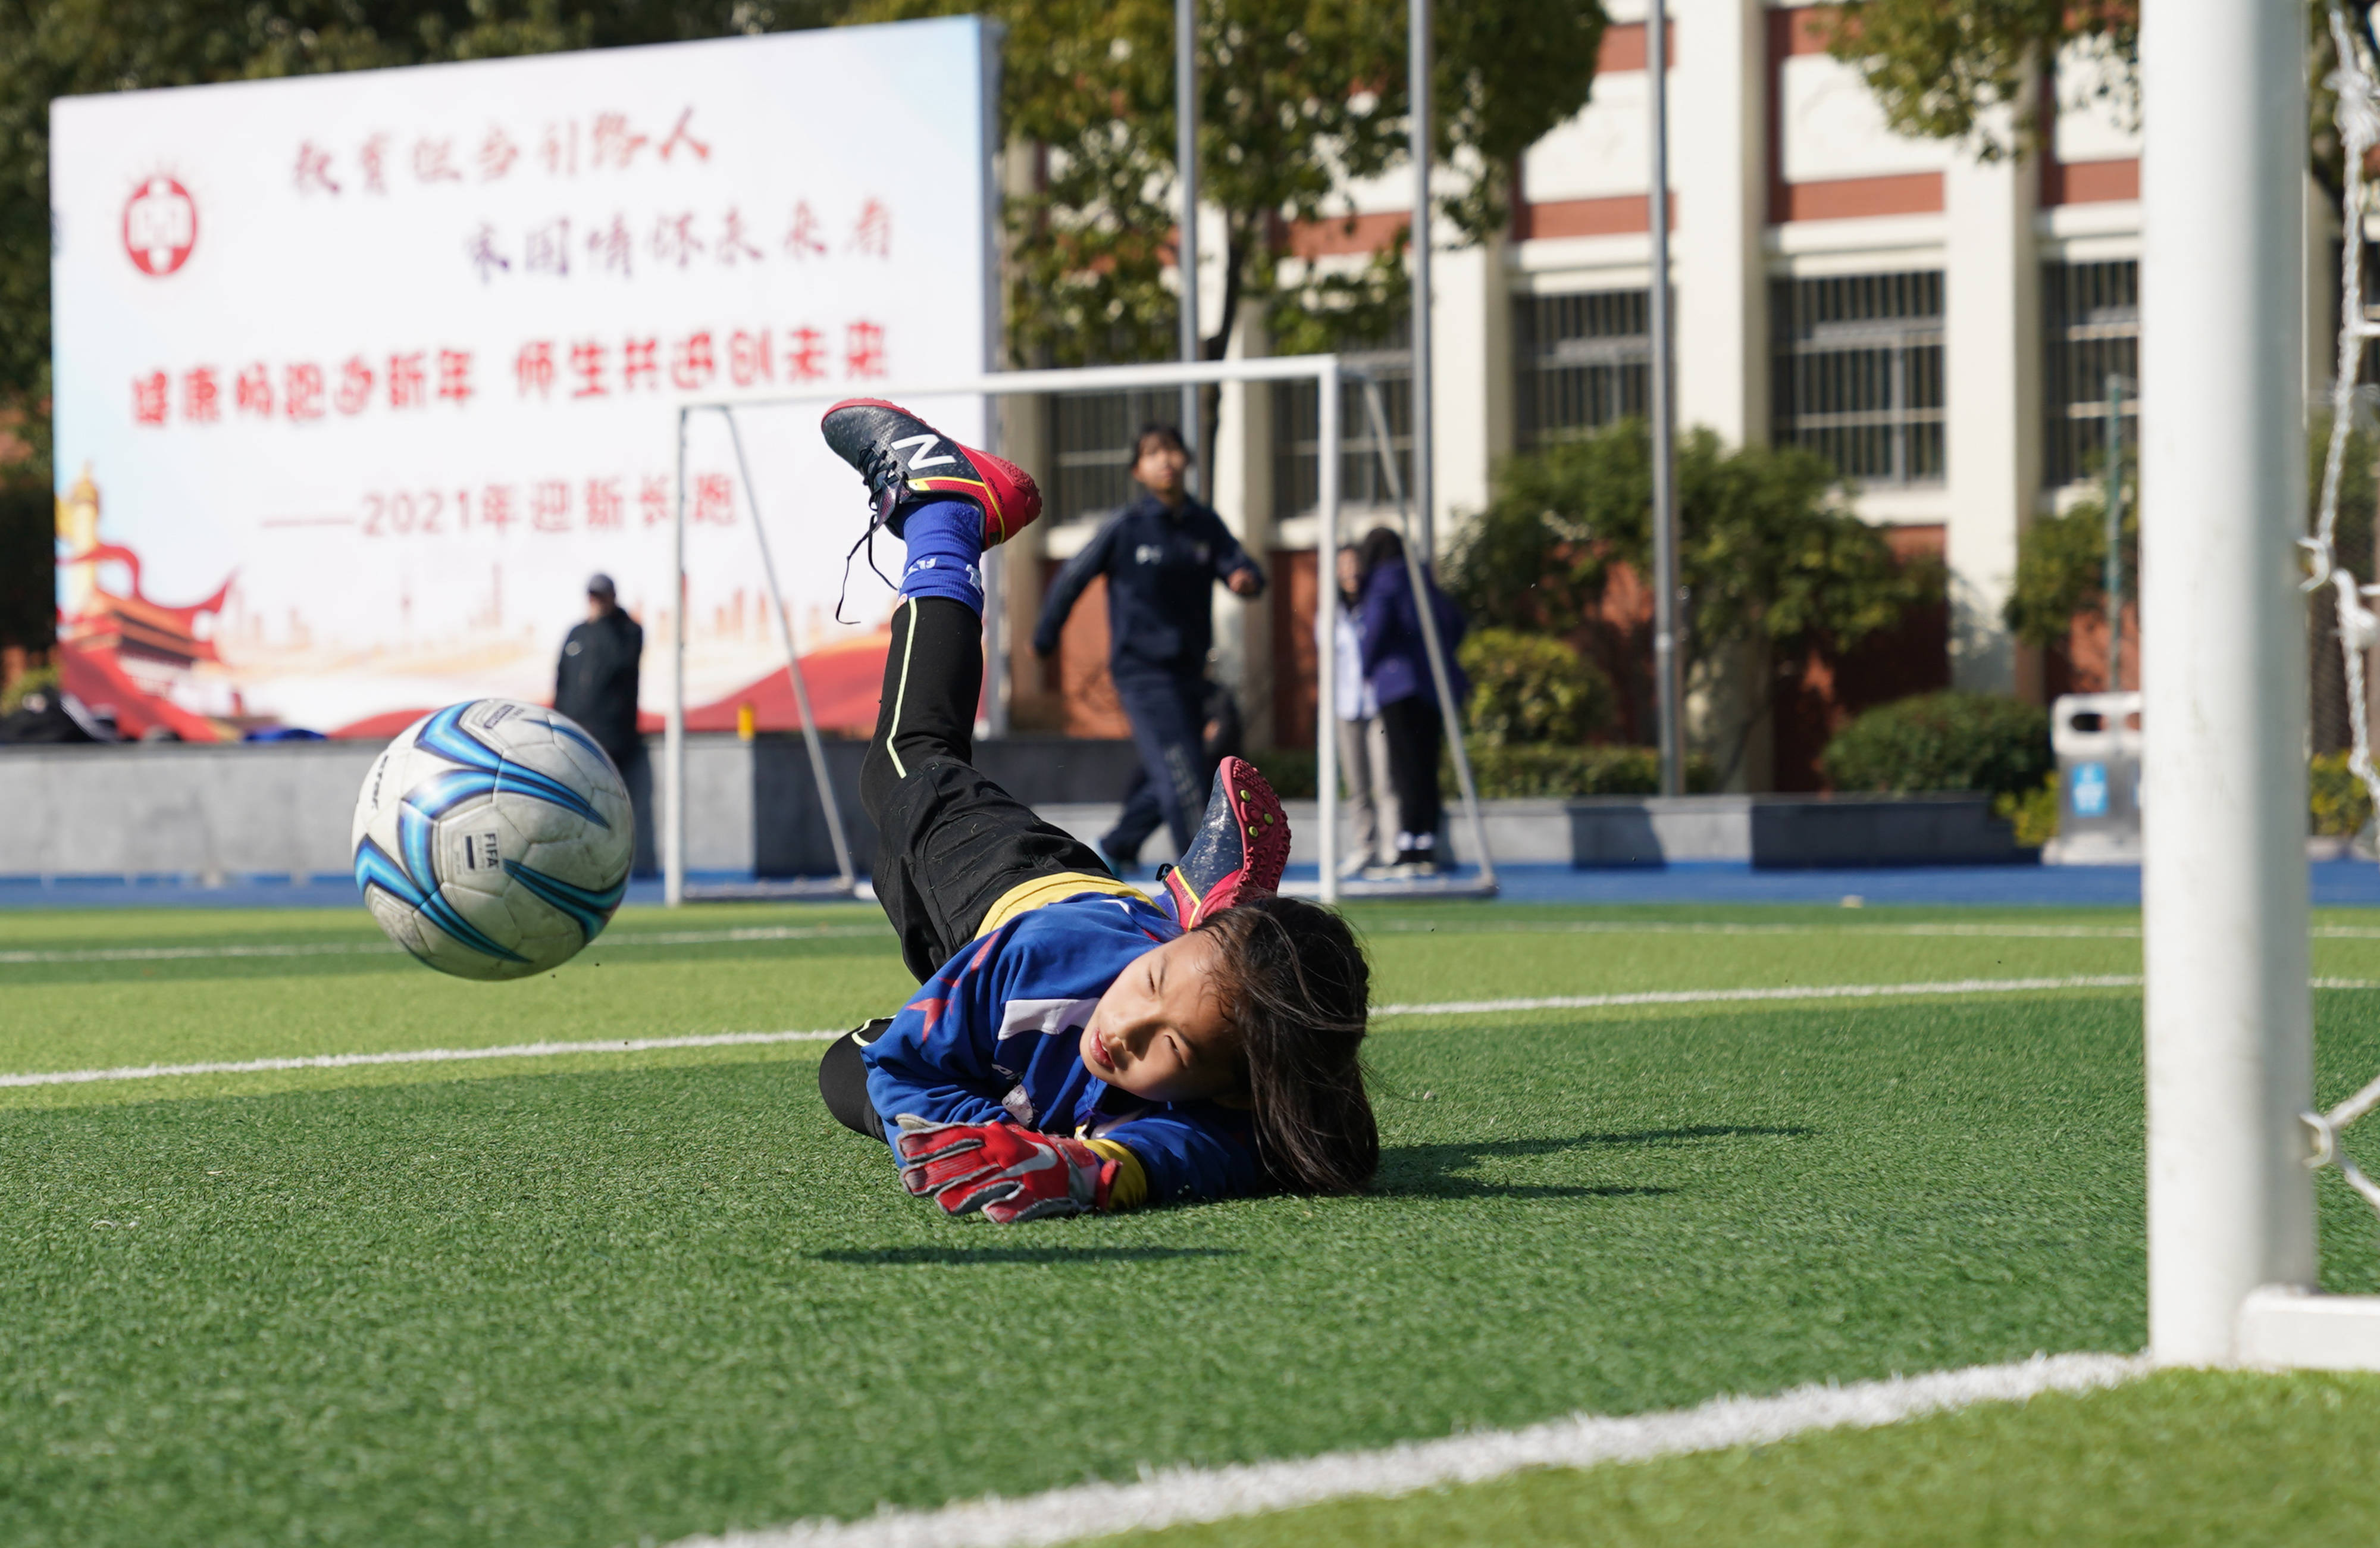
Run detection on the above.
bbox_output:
[674,1351,2152,1548]
[1372,974,2153,1017]
[17,918,2380,966]
[0,924,887,965]
[12,975,2374,1091]
[0,1027,848,1088]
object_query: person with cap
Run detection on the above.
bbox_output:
[555,574,654,876]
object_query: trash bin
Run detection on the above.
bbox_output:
[2046,692,2141,864]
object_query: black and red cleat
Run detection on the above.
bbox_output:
[821,398,1042,548]
[1159,757,1291,929]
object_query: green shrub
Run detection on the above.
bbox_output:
[1452,741,1715,798]
[1458,628,1617,746]
[2312,752,2376,839]
[1254,740,1714,801]
[0,661,57,716]
[1993,775,2060,849]
[1820,692,2052,798]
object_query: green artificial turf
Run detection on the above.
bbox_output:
[1101,1368,2380,1547]
[4,902,2380,1546]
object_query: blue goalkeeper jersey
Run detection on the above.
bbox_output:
[857,887,1266,1207]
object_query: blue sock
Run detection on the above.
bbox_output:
[896,498,985,617]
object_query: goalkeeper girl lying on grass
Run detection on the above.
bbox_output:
[813,399,1376,1224]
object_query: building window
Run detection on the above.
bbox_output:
[1272,317,1414,519]
[1048,389,1187,524]
[2042,259,2138,489]
[1771,270,1946,485]
[1514,289,1650,447]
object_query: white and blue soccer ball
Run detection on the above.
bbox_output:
[351,699,633,980]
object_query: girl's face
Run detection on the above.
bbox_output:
[1081,931,1243,1103]
[1131,438,1189,499]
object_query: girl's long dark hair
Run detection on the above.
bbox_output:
[1195,897,1376,1194]
[1356,525,1405,588]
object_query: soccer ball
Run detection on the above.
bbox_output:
[351,699,634,980]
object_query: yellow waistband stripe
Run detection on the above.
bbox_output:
[976,871,1150,936]
[1081,1137,1150,1210]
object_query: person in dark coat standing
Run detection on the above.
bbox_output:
[1032,424,1264,873]
[555,573,656,877]
[1355,526,1468,877]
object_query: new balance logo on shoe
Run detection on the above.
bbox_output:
[891,432,958,471]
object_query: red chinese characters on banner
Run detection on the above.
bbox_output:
[294,141,341,196]
[786,326,828,382]
[622,338,659,392]
[389,352,428,411]
[359,133,392,195]
[729,329,772,387]
[334,356,374,415]
[412,137,463,184]
[236,365,274,418]
[691,473,735,525]
[591,112,649,170]
[785,201,826,261]
[659,109,710,164]
[129,327,878,426]
[183,368,220,423]
[844,321,887,379]
[533,480,571,531]
[285,363,327,421]
[672,332,716,391]
[349,470,722,539]
[851,198,891,259]
[516,342,556,401]
[585,476,625,529]
[478,125,522,182]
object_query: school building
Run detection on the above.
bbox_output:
[990,1,2192,790]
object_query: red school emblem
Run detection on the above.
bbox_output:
[123,177,198,277]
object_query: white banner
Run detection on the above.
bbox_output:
[50,18,995,737]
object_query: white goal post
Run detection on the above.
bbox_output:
[660,352,1498,911]
[2143,0,2380,1369]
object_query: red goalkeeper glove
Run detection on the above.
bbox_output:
[893,1115,1117,1223]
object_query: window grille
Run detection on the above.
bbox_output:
[1272,315,1414,518]
[1514,289,1651,448]
[2041,259,2139,489]
[1771,270,1946,485]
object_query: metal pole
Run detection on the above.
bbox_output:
[1316,358,1341,904]
[719,408,857,890]
[2139,0,2314,1365]
[1408,0,1434,558]
[1363,375,1497,889]
[665,408,688,907]
[1647,0,1683,799]
[1177,0,1201,491]
[2105,373,2125,692]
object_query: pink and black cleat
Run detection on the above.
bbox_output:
[821,398,1043,548]
[1159,757,1292,928]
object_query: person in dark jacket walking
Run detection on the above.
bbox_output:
[1355,526,1468,877]
[555,574,655,876]
[1032,424,1264,872]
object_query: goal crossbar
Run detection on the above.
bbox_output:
[662,352,1496,908]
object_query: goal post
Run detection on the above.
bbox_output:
[659,352,1495,911]
[2139,0,2380,1369]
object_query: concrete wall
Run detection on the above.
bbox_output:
[0,739,2027,877]
[0,736,754,880]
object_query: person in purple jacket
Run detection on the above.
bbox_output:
[1355,526,1468,878]
[809,398,1377,1223]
